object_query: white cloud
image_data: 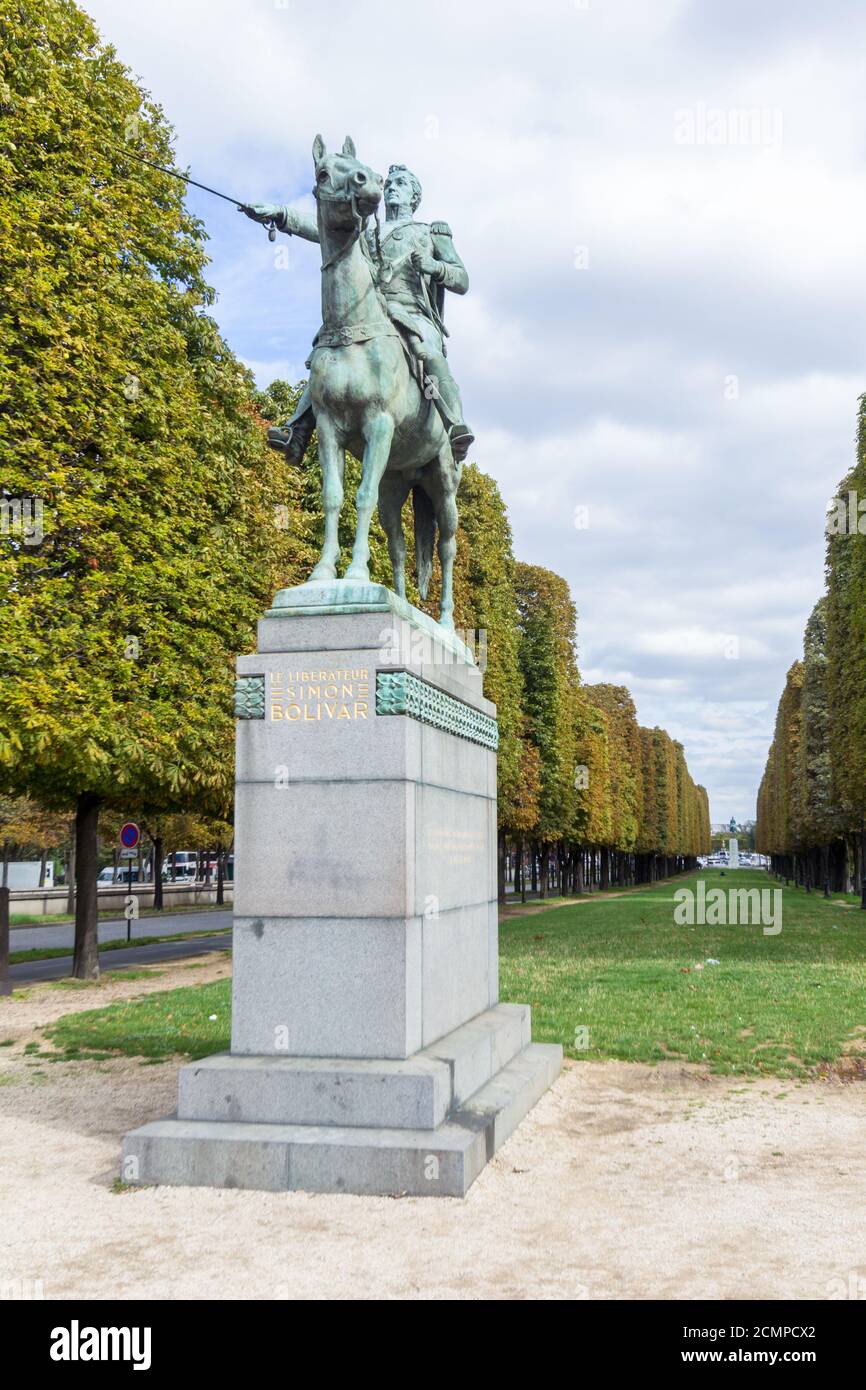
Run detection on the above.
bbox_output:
[83,0,866,819]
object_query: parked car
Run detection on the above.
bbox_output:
[97,866,143,884]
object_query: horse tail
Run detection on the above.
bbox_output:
[413,485,437,600]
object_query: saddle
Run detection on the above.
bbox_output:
[304,309,425,391]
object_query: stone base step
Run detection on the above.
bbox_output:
[177,1003,531,1131]
[122,1042,562,1197]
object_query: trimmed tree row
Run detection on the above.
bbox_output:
[756,396,866,901]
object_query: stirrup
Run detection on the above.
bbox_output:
[449,425,474,462]
[267,425,291,453]
[268,424,309,466]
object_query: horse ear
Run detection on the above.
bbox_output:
[342,136,357,158]
[312,133,326,164]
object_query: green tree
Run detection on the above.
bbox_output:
[825,396,866,883]
[758,601,847,890]
[514,563,580,893]
[653,728,679,861]
[0,0,295,975]
[0,795,69,886]
[574,694,612,850]
[758,664,805,871]
[452,466,527,831]
[800,600,836,850]
[584,684,641,853]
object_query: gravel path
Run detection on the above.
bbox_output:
[1,964,864,1301]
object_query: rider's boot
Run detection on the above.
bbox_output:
[267,408,316,466]
[421,354,474,462]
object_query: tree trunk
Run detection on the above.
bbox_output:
[497,830,507,904]
[65,836,76,916]
[39,847,48,888]
[153,836,164,910]
[539,845,549,899]
[216,848,225,906]
[72,793,101,980]
[833,839,846,894]
[600,846,610,892]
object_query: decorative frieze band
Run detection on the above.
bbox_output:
[376,670,499,750]
[234,674,266,720]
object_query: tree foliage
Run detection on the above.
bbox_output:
[0,1,710,950]
[0,0,297,971]
[757,396,866,890]
[0,0,296,821]
[514,563,580,844]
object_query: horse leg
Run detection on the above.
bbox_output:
[423,446,459,629]
[378,470,410,599]
[310,416,344,582]
[346,412,395,582]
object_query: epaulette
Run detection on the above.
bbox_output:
[430,220,452,237]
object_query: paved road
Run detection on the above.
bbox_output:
[10,909,232,953]
[8,932,232,985]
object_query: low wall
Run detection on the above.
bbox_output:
[10,882,234,919]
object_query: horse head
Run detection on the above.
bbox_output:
[312,134,383,228]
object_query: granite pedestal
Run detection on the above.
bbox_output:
[122,582,561,1196]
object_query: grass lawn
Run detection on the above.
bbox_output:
[44,978,231,1060]
[499,869,866,1074]
[40,870,866,1077]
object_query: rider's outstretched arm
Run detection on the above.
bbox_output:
[241,203,320,242]
[276,206,320,242]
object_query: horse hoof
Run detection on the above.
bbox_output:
[438,615,455,631]
[345,565,370,583]
[310,563,336,582]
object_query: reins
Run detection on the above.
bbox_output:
[316,181,388,282]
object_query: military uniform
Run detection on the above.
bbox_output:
[270,209,474,464]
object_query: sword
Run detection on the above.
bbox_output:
[113,143,278,239]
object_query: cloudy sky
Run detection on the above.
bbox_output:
[85,0,866,822]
